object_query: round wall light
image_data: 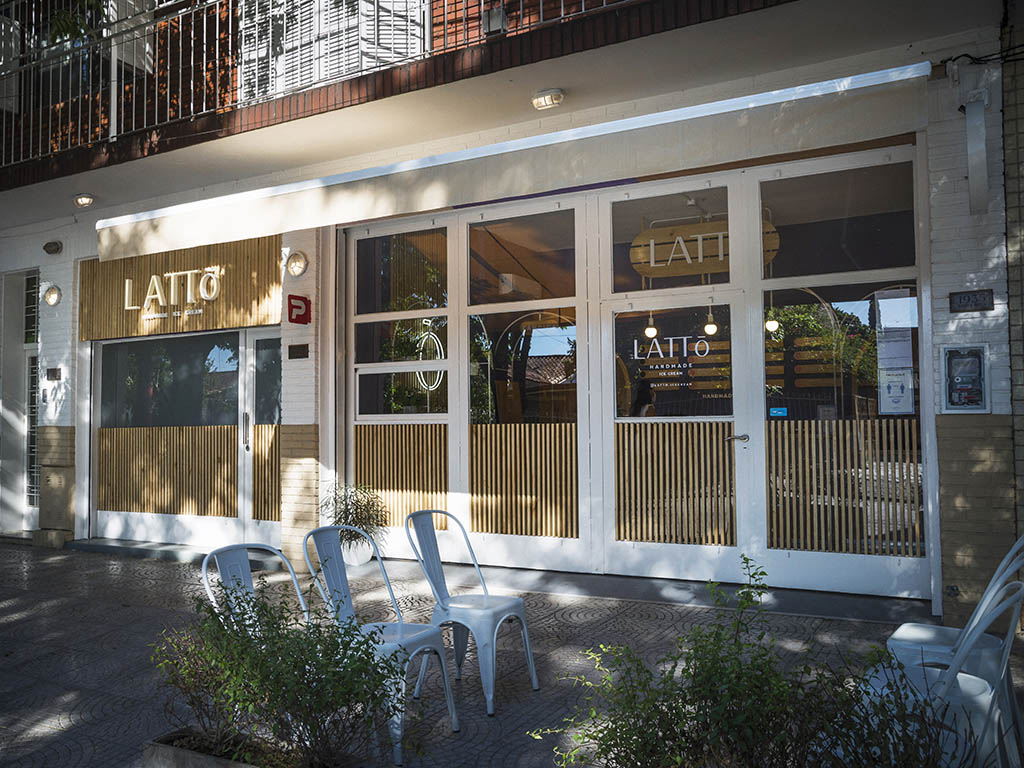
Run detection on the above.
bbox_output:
[285,251,309,277]
[74,193,94,208]
[43,285,62,306]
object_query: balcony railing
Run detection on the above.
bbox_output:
[0,0,634,170]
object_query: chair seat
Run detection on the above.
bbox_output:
[888,623,1002,684]
[363,621,443,651]
[446,593,523,615]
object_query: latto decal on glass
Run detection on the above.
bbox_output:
[628,220,779,278]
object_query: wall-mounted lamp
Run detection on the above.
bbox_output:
[43,285,62,306]
[74,193,94,208]
[43,240,63,255]
[285,251,309,277]
[532,88,564,110]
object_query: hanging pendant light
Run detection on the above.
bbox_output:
[644,311,658,339]
[764,318,780,333]
[703,305,718,336]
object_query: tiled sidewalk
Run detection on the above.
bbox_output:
[0,542,983,767]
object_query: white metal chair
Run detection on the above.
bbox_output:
[869,581,1024,768]
[405,509,539,716]
[201,542,309,623]
[304,525,459,765]
[887,534,1024,756]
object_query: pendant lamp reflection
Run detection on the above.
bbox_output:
[764,318,780,333]
[703,305,718,336]
[644,312,658,339]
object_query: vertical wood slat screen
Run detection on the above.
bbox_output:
[766,418,923,556]
[469,424,578,538]
[252,425,281,522]
[97,426,237,516]
[615,422,736,545]
[354,424,448,529]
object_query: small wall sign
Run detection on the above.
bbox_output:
[287,295,312,325]
[949,289,994,313]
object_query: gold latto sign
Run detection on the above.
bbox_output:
[79,235,282,341]
[628,220,779,278]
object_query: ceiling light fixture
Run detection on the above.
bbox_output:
[74,193,94,208]
[532,88,564,110]
[285,251,309,277]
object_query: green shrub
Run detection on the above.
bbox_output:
[531,556,981,768]
[153,582,408,767]
[319,484,391,547]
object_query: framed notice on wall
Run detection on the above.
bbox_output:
[878,368,914,414]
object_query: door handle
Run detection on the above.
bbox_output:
[725,433,749,443]
[243,412,251,452]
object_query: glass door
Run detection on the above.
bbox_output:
[240,330,282,546]
[600,294,757,582]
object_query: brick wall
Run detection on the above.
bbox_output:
[938,415,1016,626]
[1006,7,1024,599]
[280,425,319,572]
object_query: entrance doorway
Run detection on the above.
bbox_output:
[92,329,282,547]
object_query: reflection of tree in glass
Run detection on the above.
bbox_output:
[764,298,878,401]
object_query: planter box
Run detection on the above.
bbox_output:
[143,730,258,768]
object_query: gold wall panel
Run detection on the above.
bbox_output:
[615,421,736,545]
[470,423,578,539]
[253,425,281,522]
[766,418,923,557]
[354,424,448,529]
[97,426,237,517]
[79,235,282,341]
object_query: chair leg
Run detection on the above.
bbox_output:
[1006,671,1024,761]
[413,653,430,699]
[435,646,460,732]
[388,676,406,766]
[478,630,496,716]
[453,623,469,680]
[518,613,539,691]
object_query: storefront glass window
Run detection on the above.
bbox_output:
[763,283,919,419]
[356,228,447,314]
[611,187,730,293]
[613,306,732,417]
[469,308,576,424]
[357,372,447,415]
[100,332,239,427]
[254,338,281,425]
[355,317,448,364]
[468,210,575,305]
[761,163,915,279]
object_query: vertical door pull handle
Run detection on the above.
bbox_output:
[243,412,251,451]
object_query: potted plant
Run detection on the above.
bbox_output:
[319,483,390,565]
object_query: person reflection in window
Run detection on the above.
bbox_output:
[631,380,656,417]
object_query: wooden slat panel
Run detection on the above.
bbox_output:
[765,418,924,556]
[469,424,578,538]
[79,235,282,341]
[97,426,238,516]
[614,421,736,545]
[354,424,448,529]
[252,425,281,522]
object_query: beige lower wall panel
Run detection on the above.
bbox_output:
[354,424,448,530]
[615,421,735,546]
[38,426,75,468]
[280,424,319,572]
[469,423,578,539]
[938,414,1016,626]
[96,426,237,517]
